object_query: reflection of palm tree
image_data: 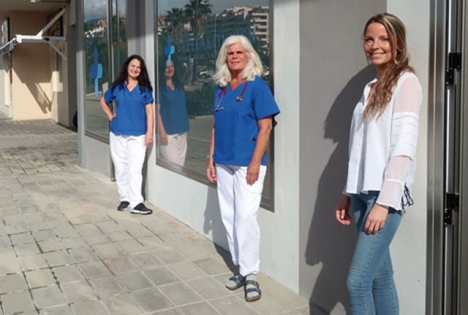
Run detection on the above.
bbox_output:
[166,8,186,42]
[184,0,212,83]
[112,15,127,75]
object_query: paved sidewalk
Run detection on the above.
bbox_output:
[0,119,309,315]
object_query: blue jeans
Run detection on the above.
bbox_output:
[347,191,402,315]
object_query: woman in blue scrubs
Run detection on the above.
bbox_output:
[100,55,154,215]
[206,35,280,302]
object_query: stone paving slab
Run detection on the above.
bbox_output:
[0,119,310,315]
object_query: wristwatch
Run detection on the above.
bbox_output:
[206,154,214,159]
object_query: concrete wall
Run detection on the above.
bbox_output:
[387,0,430,313]
[298,0,429,314]
[298,1,385,313]
[82,136,111,177]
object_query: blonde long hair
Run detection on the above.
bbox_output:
[213,35,264,87]
[363,13,414,119]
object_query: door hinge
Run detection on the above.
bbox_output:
[446,52,462,85]
[444,192,459,225]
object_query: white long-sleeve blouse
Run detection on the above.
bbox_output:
[345,71,423,211]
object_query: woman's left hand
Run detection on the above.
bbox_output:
[364,203,389,234]
[246,162,260,185]
[145,132,153,146]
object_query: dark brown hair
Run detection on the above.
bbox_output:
[111,54,153,93]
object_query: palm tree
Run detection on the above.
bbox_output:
[184,0,213,83]
[165,7,186,43]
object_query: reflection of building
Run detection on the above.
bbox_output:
[158,6,270,60]
[249,7,269,53]
[84,19,107,38]
[213,6,270,54]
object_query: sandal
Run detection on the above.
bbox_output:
[225,274,245,290]
[244,279,262,302]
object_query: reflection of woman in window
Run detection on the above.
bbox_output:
[206,35,280,302]
[157,59,190,166]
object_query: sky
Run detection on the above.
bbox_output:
[84,0,269,22]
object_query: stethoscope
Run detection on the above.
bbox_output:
[214,81,248,112]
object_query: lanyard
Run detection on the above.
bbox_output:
[214,81,249,112]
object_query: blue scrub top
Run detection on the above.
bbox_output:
[104,83,154,136]
[159,85,190,135]
[213,76,280,166]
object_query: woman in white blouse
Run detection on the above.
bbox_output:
[335,13,422,314]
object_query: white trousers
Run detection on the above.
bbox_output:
[159,132,187,166]
[216,163,267,276]
[109,132,146,208]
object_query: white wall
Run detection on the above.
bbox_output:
[387,1,430,313]
[260,0,301,291]
[297,1,430,314]
[298,0,384,313]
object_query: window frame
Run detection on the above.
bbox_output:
[154,0,275,211]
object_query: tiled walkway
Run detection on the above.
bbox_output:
[0,119,309,315]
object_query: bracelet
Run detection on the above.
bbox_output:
[206,154,214,159]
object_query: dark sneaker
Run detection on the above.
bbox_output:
[117,201,129,211]
[131,203,153,215]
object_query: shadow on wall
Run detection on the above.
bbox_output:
[29,82,52,114]
[14,46,53,114]
[305,65,376,314]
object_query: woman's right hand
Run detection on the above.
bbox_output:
[159,131,168,145]
[336,194,351,225]
[206,158,217,183]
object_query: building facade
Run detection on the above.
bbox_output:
[1,0,467,314]
[71,0,468,314]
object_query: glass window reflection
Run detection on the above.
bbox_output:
[156,0,273,208]
[157,0,270,170]
[83,0,127,141]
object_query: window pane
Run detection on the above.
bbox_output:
[156,1,273,207]
[83,0,128,141]
[83,0,110,140]
[112,0,128,77]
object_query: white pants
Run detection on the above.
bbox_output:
[110,132,146,208]
[216,164,267,276]
[160,133,187,166]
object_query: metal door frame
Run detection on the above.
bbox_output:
[429,0,466,314]
[457,1,468,312]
